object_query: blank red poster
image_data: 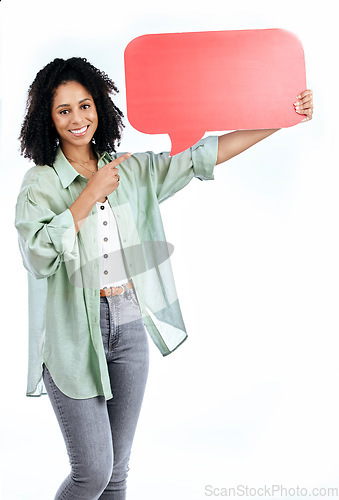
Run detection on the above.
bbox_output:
[124,29,307,156]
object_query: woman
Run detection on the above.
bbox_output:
[15,57,313,500]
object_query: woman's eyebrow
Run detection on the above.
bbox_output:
[55,98,92,110]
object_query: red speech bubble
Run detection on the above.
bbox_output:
[124,29,307,156]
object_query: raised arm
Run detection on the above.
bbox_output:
[216,90,313,165]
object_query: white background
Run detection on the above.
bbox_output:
[1,0,339,499]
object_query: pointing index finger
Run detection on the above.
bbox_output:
[110,152,132,167]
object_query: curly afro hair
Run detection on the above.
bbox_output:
[19,57,125,166]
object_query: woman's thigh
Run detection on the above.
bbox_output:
[42,364,114,487]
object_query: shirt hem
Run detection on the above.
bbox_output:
[162,333,188,356]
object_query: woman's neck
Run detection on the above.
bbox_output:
[61,143,96,162]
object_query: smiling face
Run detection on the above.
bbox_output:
[51,80,98,154]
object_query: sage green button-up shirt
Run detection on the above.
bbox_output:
[14,136,219,400]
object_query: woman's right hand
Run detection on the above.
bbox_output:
[86,152,131,202]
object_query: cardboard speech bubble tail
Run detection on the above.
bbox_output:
[169,130,206,157]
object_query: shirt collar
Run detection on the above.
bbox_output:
[53,147,112,189]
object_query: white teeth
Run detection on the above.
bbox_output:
[70,126,87,134]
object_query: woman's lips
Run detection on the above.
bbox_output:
[69,125,89,136]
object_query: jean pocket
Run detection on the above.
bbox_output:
[100,299,110,333]
[128,288,141,310]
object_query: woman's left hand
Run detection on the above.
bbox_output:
[294,89,313,122]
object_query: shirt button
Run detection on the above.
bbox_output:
[104,254,108,258]
[103,221,108,226]
[100,205,105,210]
[104,270,108,275]
[104,237,108,242]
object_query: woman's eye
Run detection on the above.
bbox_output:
[59,109,69,115]
[82,104,90,110]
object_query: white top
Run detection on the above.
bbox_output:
[96,198,130,288]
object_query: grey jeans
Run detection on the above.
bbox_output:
[43,284,149,499]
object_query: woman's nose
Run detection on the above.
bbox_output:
[71,109,82,124]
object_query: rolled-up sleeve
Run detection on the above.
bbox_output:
[15,188,78,279]
[191,136,219,180]
[143,135,219,203]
